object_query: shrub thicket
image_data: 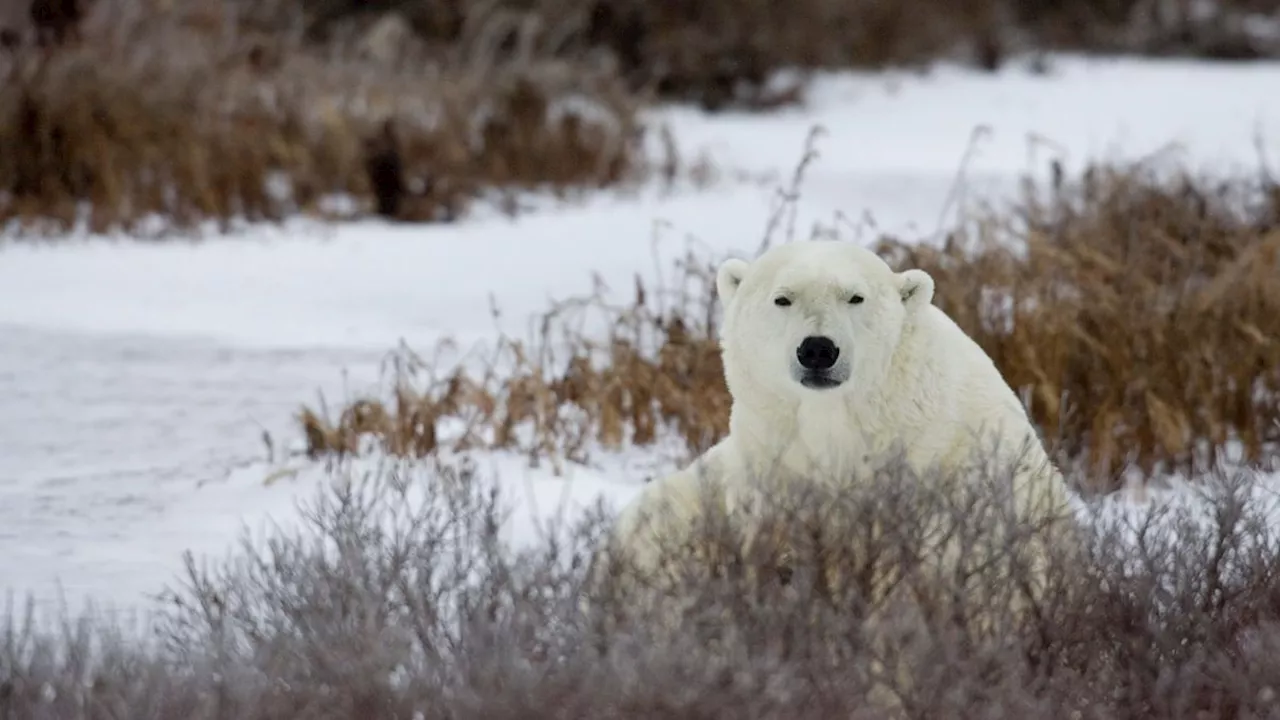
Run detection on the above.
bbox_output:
[250,0,1280,107]
[4,456,1280,718]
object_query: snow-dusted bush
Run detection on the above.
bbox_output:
[6,455,1280,718]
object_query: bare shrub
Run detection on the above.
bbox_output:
[252,0,1280,111]
[29,0,89,48]
[6,454,1280,717]
[0,598,200,718]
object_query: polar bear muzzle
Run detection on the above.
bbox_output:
[795,335,848,389]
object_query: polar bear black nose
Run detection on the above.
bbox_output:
[797,335,839,370]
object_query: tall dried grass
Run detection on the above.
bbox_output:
[4,0,1278,234]
[299,249,730,471]
[300,158,1280,494]
[0,0,647,236]
[880,160,1280,491]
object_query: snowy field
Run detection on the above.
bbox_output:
[3,55,1280,618]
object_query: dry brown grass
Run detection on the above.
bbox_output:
[299,157,1280,495]
[0,0,649,236]
[3,0,1277,233]
[878,159,1280,492]
[299,249,730,471]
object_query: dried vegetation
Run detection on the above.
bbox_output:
[277,0,1280,108]
[4,457,1280,718]
[3,0,1280,233]
[0,0,647,236]
[880,159,1280,491]
[301,158,1280,495]
[298,248,730,471]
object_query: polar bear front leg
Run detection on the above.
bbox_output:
[602,440,739,582]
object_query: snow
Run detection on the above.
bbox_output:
[3,55,1280,619]
[665,57,1280,180]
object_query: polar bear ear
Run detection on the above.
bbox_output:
[716,258,750,305]
[897,269,935,310]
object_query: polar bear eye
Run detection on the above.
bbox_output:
[774,296,792,307]
[848,294,865,305]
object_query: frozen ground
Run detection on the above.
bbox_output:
[3,55,1280,618]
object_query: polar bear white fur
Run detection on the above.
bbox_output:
[602,239,1074,586]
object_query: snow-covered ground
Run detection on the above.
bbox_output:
[3,55,1280,618]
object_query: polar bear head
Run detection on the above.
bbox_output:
[715,241,935,399]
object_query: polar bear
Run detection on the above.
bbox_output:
[588,239,1077,714]
[598,239,1075,596]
